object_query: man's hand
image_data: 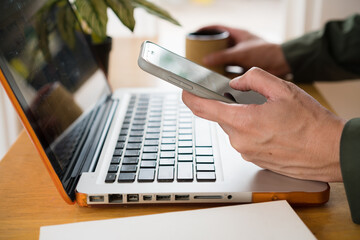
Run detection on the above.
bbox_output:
[199,25,291,78]
[182,67,346,182]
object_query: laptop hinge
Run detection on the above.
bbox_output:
[63,98,118,201]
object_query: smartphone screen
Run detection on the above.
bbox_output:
[141,41,267,105]
[144,42,232,95]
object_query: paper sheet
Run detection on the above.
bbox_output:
[39,200,316,240]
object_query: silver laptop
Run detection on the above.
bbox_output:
[0,0,329,206]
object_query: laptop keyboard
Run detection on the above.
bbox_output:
[105,93,216,183]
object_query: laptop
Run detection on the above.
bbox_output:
[0,0,329,206]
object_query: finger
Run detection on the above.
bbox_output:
[182,90,241,125]
[203,47,241,67]
[229,67,288,100]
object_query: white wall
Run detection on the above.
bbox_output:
[0,87,21,160]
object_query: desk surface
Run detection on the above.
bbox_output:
[1,37,360,240]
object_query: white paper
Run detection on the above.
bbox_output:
[39,201,315,240]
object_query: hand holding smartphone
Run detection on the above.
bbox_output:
[138,41,266,104]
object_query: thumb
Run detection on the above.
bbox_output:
[229,67,287,100]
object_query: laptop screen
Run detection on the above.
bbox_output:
[0,0,111,179]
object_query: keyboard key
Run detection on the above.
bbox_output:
[163,121,177,126]
[108,165,119,173]
[195,118,212,147]
[118,136,127,142]
[143,146,158,153]
[178,129,192,135]
[138,169,155,182]
[120,165,137,172]
[144,140,159,146]
[142,153,157,160]
[132,120,146,125]
[162,138,176,144]
[178,148,193,154]
[140,161,157,168]
[113,149,123,156]
[179,135,192,141]
[145,134,160,140]
[196,172,216,182]
[128,137,143,143]
[177,163,193,181]
[105,173,117,183]
[148,117,161,122]
[159,159,175,166]
[111,157,121,164]
[178,141,193,147]
[163,116,176,121]
[126,143,142,150]
[162,132,176,138]
[148,122,161,127]
[179,123,192,129]
[118,173,136,182]
[147,128,160,133]
[158,166,174,182]
[160,151,175,158]
[134,116,146,120]
[122,157,139,164]
[131,125,145,131]
[178,155,193,162]
[196,164,215,172]
[149,113,162,118]
[124,150,140,157]
[163,126,176,132]
[195,148,213,156]
[116,142,125,149]
[129,131,144,137]
[160,144,176,151]
[196,156,214,164]
[119,129,128,136]
[179,118,192,123]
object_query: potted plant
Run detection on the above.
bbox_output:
[37,0,180,75]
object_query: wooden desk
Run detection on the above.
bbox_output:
[1,37,360,240]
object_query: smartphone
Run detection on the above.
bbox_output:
[138,41,266,104]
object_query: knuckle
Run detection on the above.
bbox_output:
[246,66,262,76]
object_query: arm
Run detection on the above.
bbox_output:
[282,14,360,83]
[340,118,360,224]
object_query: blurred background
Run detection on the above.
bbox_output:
[1,0,360,160]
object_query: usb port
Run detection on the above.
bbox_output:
[156,195,171,201]
[109,194,123,203]
[175,195,190,201]
[89,195,104,202]
[143,195,152,201]
[127,194,139,202]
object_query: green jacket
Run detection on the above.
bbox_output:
[281,14,360,224]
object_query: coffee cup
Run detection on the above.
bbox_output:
[185,29,229,75]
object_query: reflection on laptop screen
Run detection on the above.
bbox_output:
[0,0,111,179]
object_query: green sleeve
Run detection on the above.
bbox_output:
[281,14,360,83]
[340,118,360,224]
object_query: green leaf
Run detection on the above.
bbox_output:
[74,0,108,40]
[35,11,51,62]
[106,0,135,32]
[57,4,76,49]
[132,0,181,26]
